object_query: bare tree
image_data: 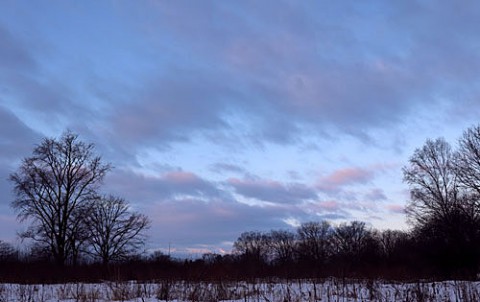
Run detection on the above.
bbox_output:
[402,138,461,226]
[268,230,296,264]
[403,136,480,277]
[333,221,371,256]
[233,231,269,264]
[85,195,150,266]
[296,221,333,265]
[9,131,111,266]
[456,125,480,199]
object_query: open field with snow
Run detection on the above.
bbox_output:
[1,278,480,302]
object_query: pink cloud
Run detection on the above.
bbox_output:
[386,204,405,214]
[164,171,202,184]
[317,167,375,193]
[317,200,340,211]
[301,200,349,221]
[228,177,282,190]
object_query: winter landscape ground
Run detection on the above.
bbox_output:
[1,278,480,302]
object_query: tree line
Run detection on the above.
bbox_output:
[0,219,463,281]
[231,221,409,279]
[3,125,480,281]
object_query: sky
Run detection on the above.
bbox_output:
[1,1,480,257]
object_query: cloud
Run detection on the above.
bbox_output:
[95,1,419,149]
[228,177,317,204]
[0,25,36,72]
[5,1,480,152]
[0,21,103,137]
[0,106,45,243]
[0,106,40,163]
[386,204,406,214]
[0,214,18,242]
[364,188,387,202]
[302,200,354,220]
[316,213,349,221]
[104,169,224,203]
[149,1,480,143]
[315,200,341,211]
[109,70,235,148]
[209,163,246,175]
[317,167,375,193]
[145,197,302,249]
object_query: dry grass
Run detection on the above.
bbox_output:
[0,278,479,301]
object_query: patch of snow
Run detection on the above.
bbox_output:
[0,278,479,301]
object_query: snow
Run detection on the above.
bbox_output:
[0,278,479,301]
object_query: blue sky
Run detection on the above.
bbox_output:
[1,1,480,256]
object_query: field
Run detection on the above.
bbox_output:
[1,278,480,302]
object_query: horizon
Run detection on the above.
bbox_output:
[2,1,480,256]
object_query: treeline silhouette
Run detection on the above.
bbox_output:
[0,221,480,282]
[0,218,477,283]
[4,125,480,283]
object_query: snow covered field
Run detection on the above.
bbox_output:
[1,278,479,301]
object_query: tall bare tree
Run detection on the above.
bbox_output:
[85,195,150,266]
[9,131,110,266]
[403,136,480,276]
[402,138,461,226]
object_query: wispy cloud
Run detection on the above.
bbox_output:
[228,177,317,204]
[105,169,224,203]
[364,188,387,202]
[386,204,406,214]
[209,163,246,175]
[317,167,375,194]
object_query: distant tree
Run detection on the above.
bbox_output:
[268,230,296,265]
[27,242,52,262]
[202,253,223,265]
[296,221,333,265]
[150,250,171,263]
[233,231,269,264]
[0,241,17,262]
[9,131,111,266]
[333,221,372,257]
[85,195,150,266]
[378,229,409,261]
